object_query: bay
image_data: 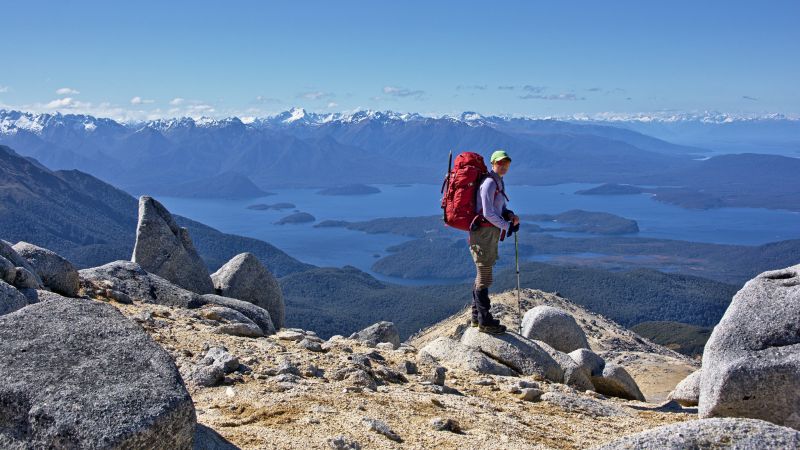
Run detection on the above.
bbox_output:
[158,183,800,284]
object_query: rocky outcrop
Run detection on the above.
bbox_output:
[521,305,589,353]
[0,297,196,449]
[78,261,276,335]
[699,264,800,429]
[595,418,800,449]
[419,337,515,376]
[591,363,646,401]
[668,369,701,407]
[350,321,401,349]
[132,196,214,294]
[79,260,203,308]
[0,279,28,316]
[12,241,80,297]
[460,328,563,382]
[210,252,284,329]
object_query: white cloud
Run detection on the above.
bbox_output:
[0,85,9,93]
[130,96,154,105]
[169,97,185,106]
[45,97,81,108]
[297,91,332,100]
[326,102,338,108]
[382,86,425,99]
[56,87,80,95]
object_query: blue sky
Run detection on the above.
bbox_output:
[1,0,798,120]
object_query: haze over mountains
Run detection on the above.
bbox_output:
[2,108,799,210]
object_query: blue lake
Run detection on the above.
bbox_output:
[159,183,800,284]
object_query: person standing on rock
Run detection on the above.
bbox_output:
[469,150,520,334]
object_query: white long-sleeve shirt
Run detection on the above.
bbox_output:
[476,170,510,232]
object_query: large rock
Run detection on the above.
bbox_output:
[132,196,214,294]
[210,252,285,329]
[0,297,196,448]
[668,369,701,407]
[350,321,401,349]
[591,363,646,401]
[0,240,43,288]
[521,305,589,353]
[569,348,606,377]
[199,294,276,336]
[460,328,563,382]
[700,264,800,429]
[0,279,28,316]
[79,260,203,308]
[595,418,800,450]
[12,241,80,297]
[419,337,515,376]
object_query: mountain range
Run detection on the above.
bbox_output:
[2,108,797,211]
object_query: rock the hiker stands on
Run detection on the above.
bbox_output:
[460,327,564,382]
[420,336,515,376]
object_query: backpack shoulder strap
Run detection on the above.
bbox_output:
[487,172,510,201]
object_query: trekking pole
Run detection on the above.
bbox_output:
[515,230,522,334]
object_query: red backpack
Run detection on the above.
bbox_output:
[440,151,488,230]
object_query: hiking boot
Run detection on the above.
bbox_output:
[478,323,507,335]
[470,319,479,327]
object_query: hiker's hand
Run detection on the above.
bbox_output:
[512,215,520,226]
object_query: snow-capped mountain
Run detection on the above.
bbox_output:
[0,110,125,135]
[2,108,796,138]
[0,106,796,205]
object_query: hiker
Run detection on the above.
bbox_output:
[469,150,520,334]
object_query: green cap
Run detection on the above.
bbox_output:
[490,150,511,164]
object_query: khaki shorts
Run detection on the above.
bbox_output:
[469,226,501,267]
